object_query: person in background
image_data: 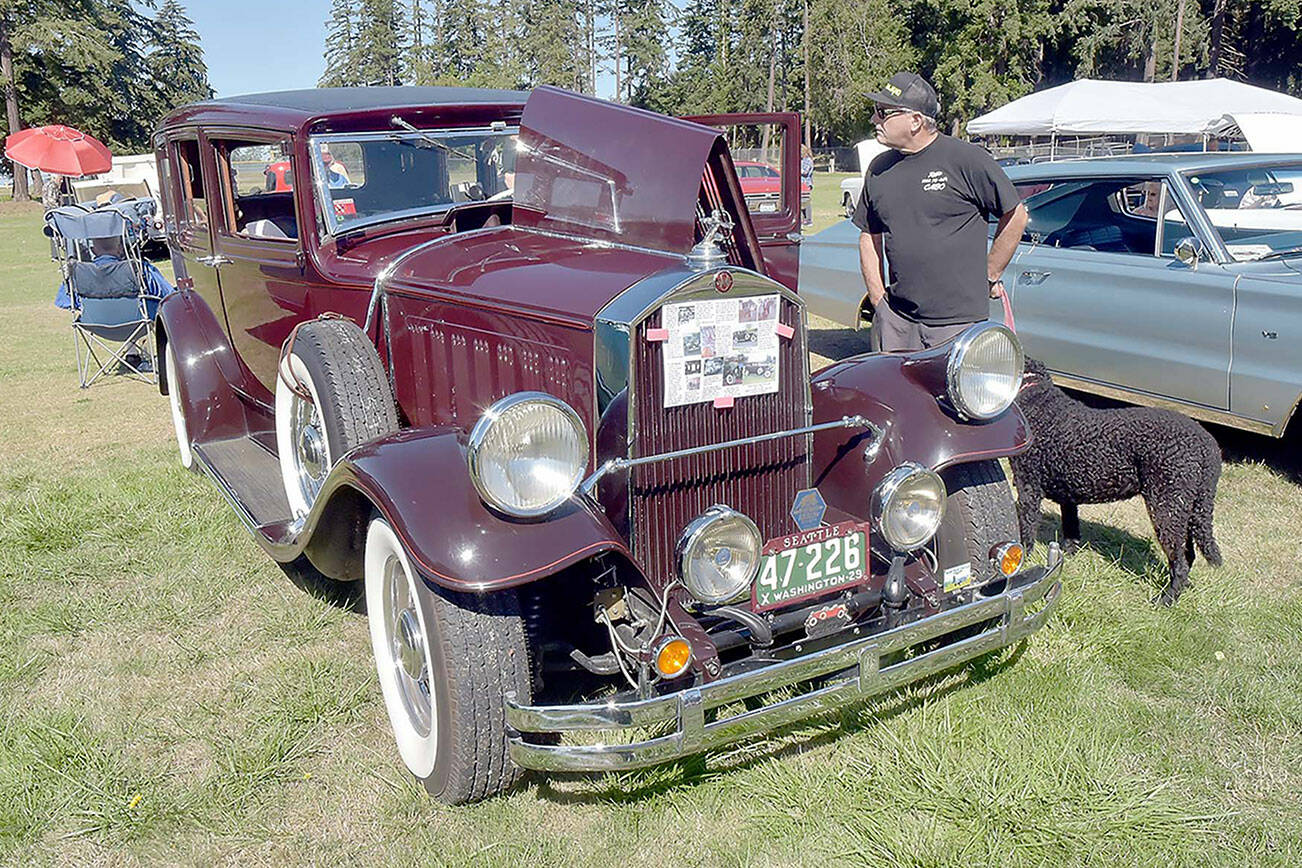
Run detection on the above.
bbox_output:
[853,71,1028,352]
[800,144,814,225]
[321,144,351,187]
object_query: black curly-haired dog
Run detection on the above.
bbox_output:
[1011,358,1222,606]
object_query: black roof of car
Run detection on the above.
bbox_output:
[208,86,530,113]
[161,86,531,131]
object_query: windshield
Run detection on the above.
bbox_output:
[1182,162,1302,261]
[310,128,518,236]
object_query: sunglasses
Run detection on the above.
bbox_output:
[873,107,910,122]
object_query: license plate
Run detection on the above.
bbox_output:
[758,202,778,212]
[753,521,869,611]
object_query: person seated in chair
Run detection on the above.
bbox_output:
[54,236,176,373]
[54,236,175,310]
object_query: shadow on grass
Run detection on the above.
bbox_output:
[528,640,1028,806]
[806,324,869,364]
[1026,506,1168,594]
[1209,423,1302,484]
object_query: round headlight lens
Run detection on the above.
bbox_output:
[678,505,763,604]
[946,322,1024,420]
[874,463,946,551]
[467,392,589,517]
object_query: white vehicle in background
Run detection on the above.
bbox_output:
[840,138,890,217]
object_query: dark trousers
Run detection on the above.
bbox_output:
[869,297,974,353]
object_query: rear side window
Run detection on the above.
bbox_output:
[175,138,207,230]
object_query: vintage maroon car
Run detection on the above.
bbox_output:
[153,85,1061,805]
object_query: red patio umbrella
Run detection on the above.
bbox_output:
[4,124,112,177]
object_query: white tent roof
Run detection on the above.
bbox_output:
[966,78,1302,137]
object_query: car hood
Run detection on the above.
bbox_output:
[512,86,724,255]
[383,225,687,324]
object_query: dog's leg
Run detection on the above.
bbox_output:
[1060,502,1082,555]
[1148,495,1192,607]
[1015,487,1043,553]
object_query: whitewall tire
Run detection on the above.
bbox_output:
[164,342,194,471]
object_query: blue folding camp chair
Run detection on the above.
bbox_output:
[45,204,158,388]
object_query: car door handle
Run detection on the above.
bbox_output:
[196,254,231,267]
[1020,269,1051,285]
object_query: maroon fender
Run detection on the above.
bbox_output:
[303,427,634,592]
[155,289,253,446]
[810,349,1030,521]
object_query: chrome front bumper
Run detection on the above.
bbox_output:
[506,548,1063,772]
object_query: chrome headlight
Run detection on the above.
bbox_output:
[467,392,589,517]
[946,322,1024,420]
[873,463,946,551]
[677,505,763,604]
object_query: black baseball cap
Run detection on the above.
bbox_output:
[866,72,939,118]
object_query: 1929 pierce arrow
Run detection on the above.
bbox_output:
[154,84,1061,804]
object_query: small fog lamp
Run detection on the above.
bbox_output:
[654,636,693,679]
[991,542,1024,576]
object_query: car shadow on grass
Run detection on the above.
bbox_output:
[528,640,1028,806]
[807,323,869,365]
[1209,424,1302,484]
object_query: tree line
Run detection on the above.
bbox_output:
[0,0,210,199]
[320,0,1302,145]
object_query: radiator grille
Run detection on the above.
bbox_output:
[630,296,810,588]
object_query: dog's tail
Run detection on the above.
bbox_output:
[1191,441,1223,567]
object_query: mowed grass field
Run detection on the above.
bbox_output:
[3,181,1302,866]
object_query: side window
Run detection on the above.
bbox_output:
[175,138,207,231]
[214,138,299,241]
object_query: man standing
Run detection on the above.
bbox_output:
[852,72,1028,352]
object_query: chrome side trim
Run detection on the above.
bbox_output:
[505,550,1063,772]
[1051,372,1277,436]
[579,415,877,497]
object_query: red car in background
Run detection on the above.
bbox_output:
[735,159,810,214]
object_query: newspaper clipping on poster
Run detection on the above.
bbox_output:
[661,294,781,408]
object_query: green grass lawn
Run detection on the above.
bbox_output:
[3,196,1302,866]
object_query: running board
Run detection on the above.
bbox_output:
[191,436,297,544]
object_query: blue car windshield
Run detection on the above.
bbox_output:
[1183,163,1302,261]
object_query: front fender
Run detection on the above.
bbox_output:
[811,350,1030,520]
[304,427,634,592]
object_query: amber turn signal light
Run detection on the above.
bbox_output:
[654,636,693,679]
[990,542,1024,576]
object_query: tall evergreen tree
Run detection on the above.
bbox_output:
[149,0,212,108]
[321,0,362,86]
[355,0,408,85]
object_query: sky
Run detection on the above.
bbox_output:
[188,0,331,98]
[186,0,620,100]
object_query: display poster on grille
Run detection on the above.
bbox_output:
[660,294,781,408]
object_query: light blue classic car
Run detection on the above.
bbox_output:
[799,153,1302,437]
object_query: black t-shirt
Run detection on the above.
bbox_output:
[852,134,1020,325]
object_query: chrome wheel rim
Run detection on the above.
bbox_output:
[382,553,432,735]
[290,391,328,508]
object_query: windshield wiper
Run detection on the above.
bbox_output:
[388,116,475,161]
[1255,246,1302,261]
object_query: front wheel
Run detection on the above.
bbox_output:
[843,194,854,219]
[364,516,533,804]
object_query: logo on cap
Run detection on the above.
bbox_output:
[885,83,902,97]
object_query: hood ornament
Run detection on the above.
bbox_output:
[687,209,734,271]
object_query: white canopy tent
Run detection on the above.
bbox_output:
[966,79,1302,148]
